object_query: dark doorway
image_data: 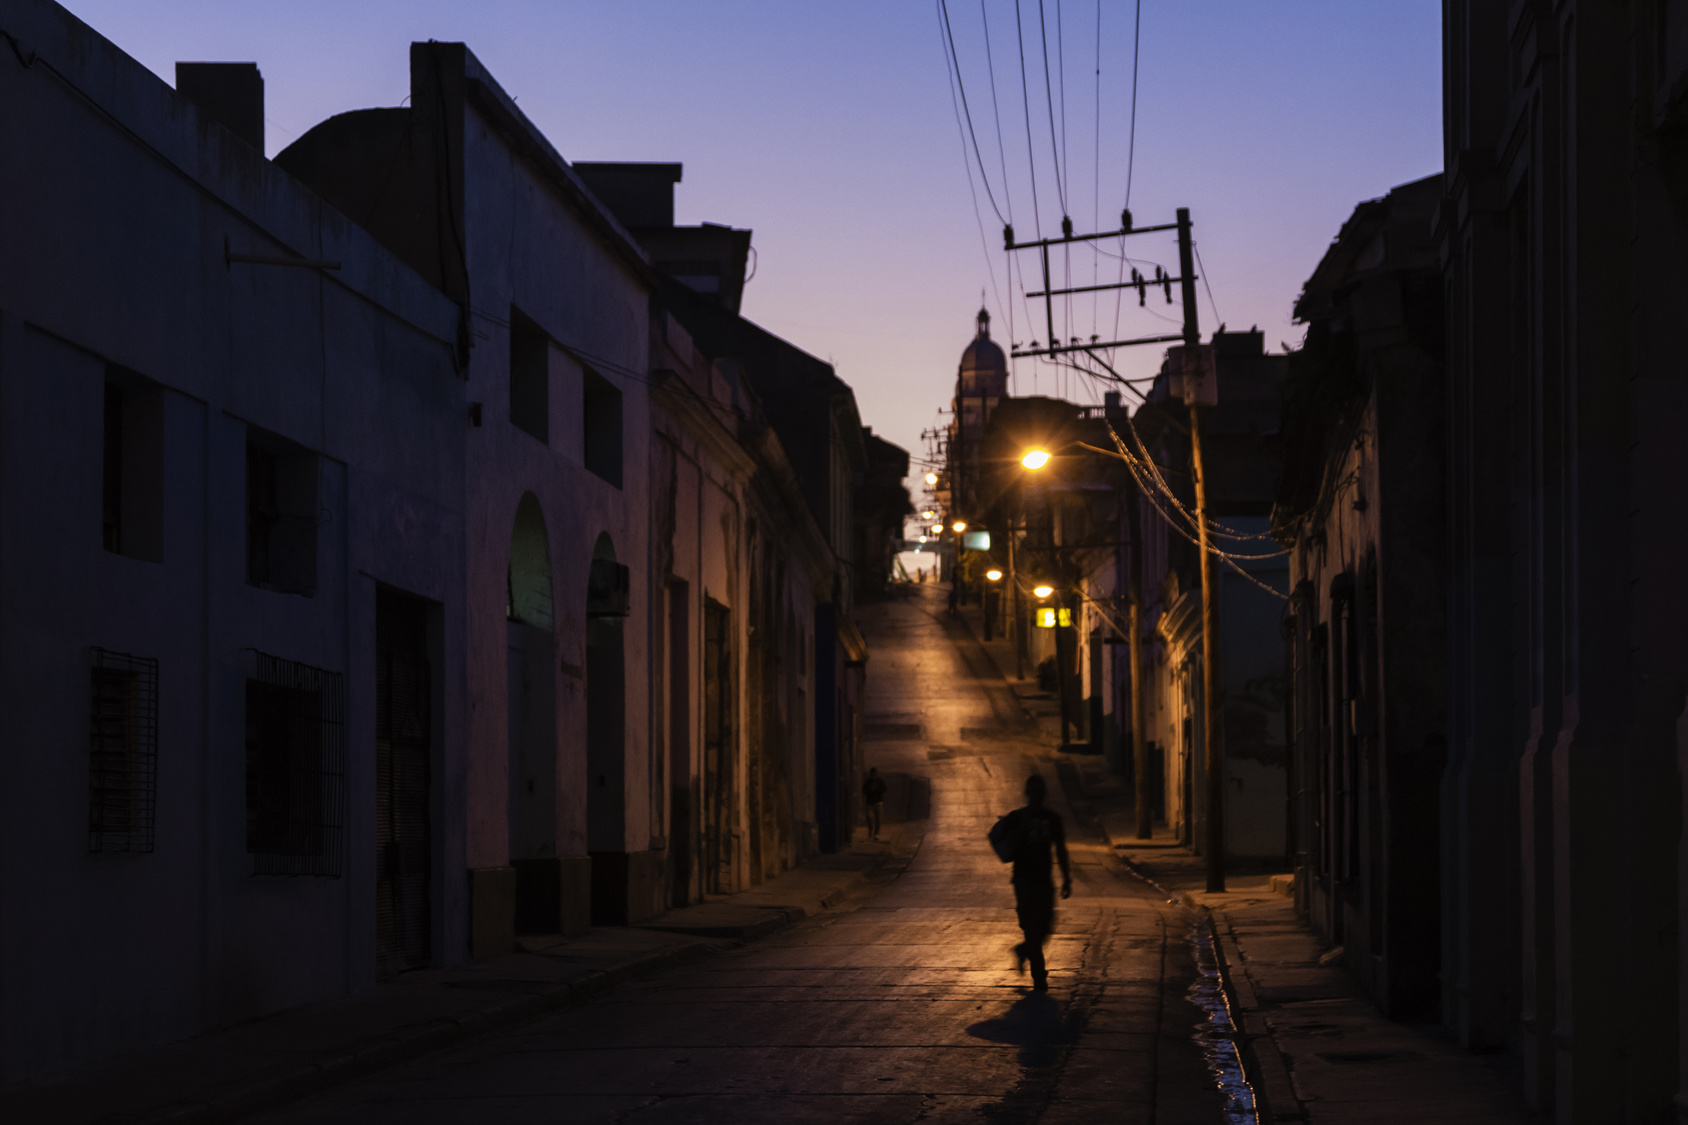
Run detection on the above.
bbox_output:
[588,534,629,923]
[507,493,560,933]
[376,588,431,976]
[703,598,734,894]
[668,580,692,907]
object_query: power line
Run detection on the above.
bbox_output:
[1193,242,1223,329]
[938,0,1007,225]
[1013,0,1044,240]
[937,0,1009,329]
[978,0,1020,390]
[1091,0,1101,344]
[1036,0,1067,215]
[1125,0,1142,208]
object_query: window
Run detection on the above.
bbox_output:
[583,368,623,487]
[89,648,158,853]
[102,369,164,562]
[246,652,345,876]
[510,306,549,443]
[246,427,318,596]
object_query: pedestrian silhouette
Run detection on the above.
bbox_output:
[990,774,1071,991]
[862,767,887,839]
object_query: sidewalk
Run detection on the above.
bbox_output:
[946,587,1541,1123]
[1,842,904,1125]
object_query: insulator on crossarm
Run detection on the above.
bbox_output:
[1003,224,1015,248]
[1061,216,1073,238]
[1121,208,1133,231]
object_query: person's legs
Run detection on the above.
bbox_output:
[1014,882,1055,988]
[867,802,882,838]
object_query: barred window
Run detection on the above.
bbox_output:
[89,648,159,853]
[246,652,345,876]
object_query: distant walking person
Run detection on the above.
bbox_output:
[862,767,887,839]
[989,774,1071,991]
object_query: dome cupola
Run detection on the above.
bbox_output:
[958,306,1007,397]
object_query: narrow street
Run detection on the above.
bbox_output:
[257,583,1228,1124]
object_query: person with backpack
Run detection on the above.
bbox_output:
[988,773,1072,991]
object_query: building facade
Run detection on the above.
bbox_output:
[1441,3,1686,1117]
[1274,175,1445,1018]
[0,0,468,1081]
[0,3,896,1086]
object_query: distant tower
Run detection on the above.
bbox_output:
[948,307,1010,524]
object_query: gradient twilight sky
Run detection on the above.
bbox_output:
[62,1,1441,481]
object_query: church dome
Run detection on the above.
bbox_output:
[959,308,1007,396]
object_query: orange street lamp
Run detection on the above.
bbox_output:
[1033,584,1054,599]
[925,471,939,485]
[986,569,1003,582]
[1020,448,1052,471]
[952,521,967,533]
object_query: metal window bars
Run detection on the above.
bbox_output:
[89,648,159,853]
[246,651,346,876]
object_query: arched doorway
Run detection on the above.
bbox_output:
[587,533,629,922]
[507,493,559,933]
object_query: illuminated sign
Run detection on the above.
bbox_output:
[1036,608,1057,628]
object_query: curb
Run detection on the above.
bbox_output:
[123,871,890,1125]
[1201,912,1308,1124]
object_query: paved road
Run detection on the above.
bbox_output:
[259,585,1225,1124]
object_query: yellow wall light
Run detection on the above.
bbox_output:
[1033,584,1054,599]
[1020,448,1052,471]
[986,568,1003,581]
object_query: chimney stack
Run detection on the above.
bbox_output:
[175,62,264,152]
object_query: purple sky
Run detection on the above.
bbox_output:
[62,0,1441,482]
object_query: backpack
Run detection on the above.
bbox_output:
[988,811,1023,863]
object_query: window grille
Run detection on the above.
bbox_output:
[246,651,345,876]
[89,648,159,853]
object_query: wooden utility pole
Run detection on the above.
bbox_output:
[1002,206,1218,871]
[1174,208,1225,893]
[1127,485,1151,839]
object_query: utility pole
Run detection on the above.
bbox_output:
[1128,485,1151,839]
[1175,208,1225,894]
[1004,206,1221,886]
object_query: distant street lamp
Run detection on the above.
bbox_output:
[921,510,936,519]
[986,569,1003,582]
[1020,448,1052,471]
[1033,584,1054,599]
[925,471,939,485]
[952,521,967,533]
[931,523,944,533]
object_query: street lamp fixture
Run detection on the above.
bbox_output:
[931,523,944,533]
[1033,584,1054,599]
[921,510,935,519]
[1020,448,1052,471]
[986,569,1003,581]
[952,521,967,533]
[925,471,939,485]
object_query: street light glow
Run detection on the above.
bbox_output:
[921,510,935,519]
[1020,448,1051,471]
[952,521,966,533]
[924,471,939,485]
[986,569,1003,581]
[931,523,943,533]
[1033,584,1054,598]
